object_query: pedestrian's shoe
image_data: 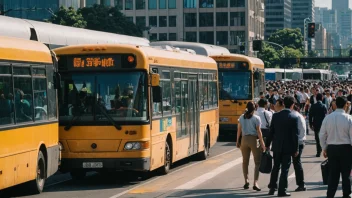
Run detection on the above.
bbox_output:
[294,186,306,192]
[278,192,291,197]
[253,186,261,191]
[243,182,249,189]
[268,188,276,195]
[316,153,321,157]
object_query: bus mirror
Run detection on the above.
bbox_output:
[152,86,162,103]
[53,72,61,90]
[151,73,160,86]
[254,71,260,80]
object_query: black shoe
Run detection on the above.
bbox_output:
[278,192,291,197]
[243,183,249,189]
[342,196,351,198]
[253,186,261,191]
[295,186,306,192]
[268,188,276,195]
[316,153,321,157]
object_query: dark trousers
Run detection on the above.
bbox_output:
[268,152,292,193]
[314,128,322,154]
[327,145,352,198]
[292,144,305,187]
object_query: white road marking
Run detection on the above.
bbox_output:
[109,148,238,198]
[174,157,243,190]
[288,172,296,179]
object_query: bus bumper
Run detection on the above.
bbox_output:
[60,157,150,172]
[219,124,237,136]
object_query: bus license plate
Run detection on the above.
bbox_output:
[82,162,103,168]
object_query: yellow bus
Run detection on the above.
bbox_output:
[54,44,219,177]
[211,54,265,137]
[150,42,265,138]
[0,36,60,193]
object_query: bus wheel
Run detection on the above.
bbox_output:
[28,151,46,194]
[198,129,209,160]
[70,170,86,180]
[158,141,171,175]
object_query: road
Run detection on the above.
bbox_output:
[1,133,344,198]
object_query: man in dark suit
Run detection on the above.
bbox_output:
[309,93,327,157]
[266,96,300,197]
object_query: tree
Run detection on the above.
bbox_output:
[79,4,144,37]
[257,44,281,68]
[284,47,303,59]
[268,28,304,53]
[46,6,87,28]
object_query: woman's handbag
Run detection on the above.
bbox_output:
[259,151,273,174]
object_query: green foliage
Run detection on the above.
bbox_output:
[46,6,87,28]
[284,47,303,58]
[267,28,304,53]
[257,43,281,68]
[79,4,144,37]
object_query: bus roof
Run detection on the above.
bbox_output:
[53,44,217,70]
[0,35,52,63]
[151,41,230,56]
[211,54,264,67]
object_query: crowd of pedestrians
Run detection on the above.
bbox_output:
[236,80,352,198]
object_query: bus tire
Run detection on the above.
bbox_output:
[28,151,46,194]
[70,170,86,180]
[158,141,171,175]
[198,129,209,160]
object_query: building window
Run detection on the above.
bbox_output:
[230,12,245,26]
[185,32,197,42]
[200,31,214,44]
[159,33,168,41]
[114,0,123,9]
[169,33,177,41]
[199,0,214,8]
[101,0,112,6]
[126,17,133,22]
[159,0,166,9]
[216,0,228,8]
[230,31,245,45]
[169,16,177,27]
[216,12,228,26]
[184,13,197,27]
[136,16,146,28]
[149,16,157,27]
[199,13,213,27]
[184,0,196,8]
[169,0,176,8]
[216,31,228,45]
[230,0,245,7]
[136,0,146,9]
[150,33,158,41]
[159,16,167,27]
[125,0,133,10]
[86,0,97,7]
[149,0,157,9]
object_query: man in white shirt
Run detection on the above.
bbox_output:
[319,96,352,198]
[256,99,273,144]
[291,103,307,191]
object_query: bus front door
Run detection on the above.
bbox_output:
[188,75,199,155]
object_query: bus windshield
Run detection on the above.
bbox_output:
[219,71,252,100]
[59,71,148,122]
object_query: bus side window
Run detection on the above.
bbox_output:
[46,65,57,120]
[0,66,14,126]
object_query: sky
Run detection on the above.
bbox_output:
[315,0,352,8]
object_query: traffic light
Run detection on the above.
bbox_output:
[253,40,262,51]
[308,22,315,38]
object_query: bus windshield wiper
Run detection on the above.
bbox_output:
[96,102,122,130]
[64,107,81,131]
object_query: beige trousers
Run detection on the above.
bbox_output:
[240,135,262,181]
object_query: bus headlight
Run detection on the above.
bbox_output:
[124,141,149,150]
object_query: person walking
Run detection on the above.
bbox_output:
[319,96,352,198]
[236,102,266,191]
[291,103,307,192]
[256,98,273,145]
[266,96,300,197]
[309,93,327,157]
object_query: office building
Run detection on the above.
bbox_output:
[118,0,265,54]
[264,0,291,39]
[332,0,349,11]
[291,0,314,35]
[315,8,338,34]
[315,23,327,55]
[339,10,352,47]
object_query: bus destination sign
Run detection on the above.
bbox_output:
[73,57,115,68]
[217,61,248,70]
